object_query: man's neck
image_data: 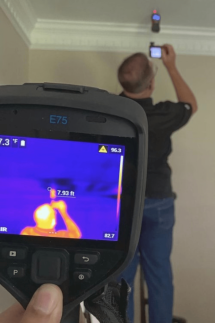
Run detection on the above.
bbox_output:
[123,90,152,100]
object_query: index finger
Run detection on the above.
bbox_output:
[163,44,173,49]
[163,44,175,54]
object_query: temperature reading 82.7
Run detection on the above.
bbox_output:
[104,233,116,239]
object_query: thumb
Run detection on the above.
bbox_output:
[21,284,63,323]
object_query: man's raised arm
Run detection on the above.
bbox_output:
[51,201,81,238]
[162,44,198,114]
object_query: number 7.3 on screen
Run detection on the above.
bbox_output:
[0,138,10,147]
[0,138,25,148]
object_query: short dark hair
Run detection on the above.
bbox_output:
[118,53,153,93]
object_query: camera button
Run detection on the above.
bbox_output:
[8,266,25,278]
[73,269,92,282]
[74,253,99,265]
[1,247,27,260]
[31,249,69,284]
[38,255,61,280]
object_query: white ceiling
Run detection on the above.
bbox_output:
[2,0,215,56]
[28,0,215,28]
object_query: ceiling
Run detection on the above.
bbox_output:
[1,0,215,56]
[28,0,215,28]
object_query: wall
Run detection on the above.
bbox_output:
[0,8,29,85]
[29,50,125,93]
[155,55,215,322]
[0,45,215,323]
[167,56,215,322]
[29,50,215,323]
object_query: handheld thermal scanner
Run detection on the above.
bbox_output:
[0,83,148,322]
[151,10,161,33]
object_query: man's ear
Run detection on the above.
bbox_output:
[149,78,155,91]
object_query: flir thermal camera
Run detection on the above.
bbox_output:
[149,42,162,59]
[151,10,161,33]
[0,83,148,322]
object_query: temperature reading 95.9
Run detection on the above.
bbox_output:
[111,147,122,154]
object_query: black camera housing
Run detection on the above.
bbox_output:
[151,12,161,33]
[0,83,148,321]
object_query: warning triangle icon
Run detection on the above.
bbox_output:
[99,145,108,153]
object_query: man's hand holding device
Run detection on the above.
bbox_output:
[0,284,63,323]
[149,43,176,63]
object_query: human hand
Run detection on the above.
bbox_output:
[162,44,176,71]
[0,284,63,323]
[51,200,67,214]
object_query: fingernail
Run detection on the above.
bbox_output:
[32,284,59,315]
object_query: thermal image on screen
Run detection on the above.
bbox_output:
[151,47,162,58]
[0,136,125,241]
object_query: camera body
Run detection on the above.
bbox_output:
[151,11,161,33]
[0,83,148,321]
[149,42,162,59]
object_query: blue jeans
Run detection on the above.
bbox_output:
[118,198,175,323]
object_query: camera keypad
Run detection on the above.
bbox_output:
[0,244,124,307]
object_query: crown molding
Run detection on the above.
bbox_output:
[31,19,215,56]
[1,0,37,46]
[1,0,215,56]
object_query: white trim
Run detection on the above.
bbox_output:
[1,0,37,46]
[31,20,215,56]
[1,0,215,56]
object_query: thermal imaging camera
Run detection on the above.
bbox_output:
[0,83,148,322]
[149,42,162,59]
[151,10,161,33]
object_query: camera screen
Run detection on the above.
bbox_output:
[0,135,125,241]
[152,14,161,21]
[150,47,162,58]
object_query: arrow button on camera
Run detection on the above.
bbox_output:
[82,256,90,263]
[74,253,99,265]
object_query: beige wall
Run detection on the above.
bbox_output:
[0,34,215,322]
[0,9,29,84]
[169,56,215,322]
[29,50,124,93]
[29,50,215,323]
